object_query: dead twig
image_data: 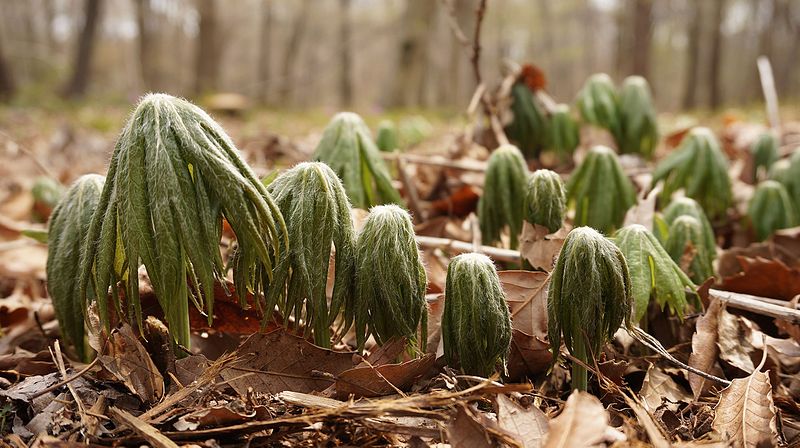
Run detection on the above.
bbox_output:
[30,356,100,399]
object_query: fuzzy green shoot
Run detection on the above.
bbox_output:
[748,180,799,241]
[478,144,529,248]
[375,119,399,152]
[525,169,566,233]
[443,253,512,377]
[505,82,549,159]
[577,73,622,144]
[660,197,717,263]
[664,216,715,283]
[548,104,580,157]
[750,132,779,182]
[617,76,658,157]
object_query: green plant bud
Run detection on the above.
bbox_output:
[750,132,779,182]
[478,144,529,248]
[375,119,399,152]
[353,205,427,352]
[577,73,622,144]
[774,150,800,212]
[618,76,659,157]
[661,197,717,262]
[747,180,799,241]
[81,93,288,349]
[651,127,732,220]
[548,226,631,391]
[525,169,566,233]
[265,162,356,348]
[398,115,433,147]
[32,176,63,211]
[505,81,549,159]
[614,224,693,323]
[313,112,403,209]
[47,174,104,361]
[443,253,512,376]
[547,103,580,156]
[566,145,636,234]
[769,158,791,185]
[664,216,715,283]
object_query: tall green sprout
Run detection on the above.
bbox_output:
[577,73,622,144]
[614,224,693,323]
[748,180,799,241]
[80,93,288,349]
[524,169,566,234]
[313,112,402,209]
[264,162,356,348]
[478,144,529,248]
[353,205,427,352]
[548,104,580,157]
[660,197,717,263]
[617,76,659,157]
[664,216,715,283]
[548,227,631,391]
[47,174,105,360]
[566,145,636,234]
[505,82,549,159]
[773,150,800,212]
[375,120,399,152]
[442,253,512,376]
[651,127,732,220]
[750,132,779,182]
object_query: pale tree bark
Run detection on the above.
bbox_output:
[62,0,101,99]
[708,0,726,109]
[256,0,272,104]
[339,0,353,107]
[279,0,311,105]
[0,24,15,102]
[390,0,437,108]
[682,1,701,109]
[193,0,220,95]
[630,0,653,78]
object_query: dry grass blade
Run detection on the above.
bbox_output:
[542,390,611,448]
[711,351,778,448]
[108,406,179,448]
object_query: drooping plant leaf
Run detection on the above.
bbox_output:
[566,145,637,234]
[353,205,427,352]
[617,76,658,157]
[442,252,512,377]
[547,103,580,157]
[577,73,622,144]
[772,149,800,212]
[651,127,732,220]
[747,180,799,241]
[478,144,529,248]
[548,226,632,391]
[375,119,398,152]
[660,197,717,260]
[750,132,779,182]
[265,162,356,348]
[505,82,549,159]
[524,169,566,234]
[80,93,288,349]
[47,174,105,361]
[613,224,694,322]
[313,112,403,209]
[664,215,715,283]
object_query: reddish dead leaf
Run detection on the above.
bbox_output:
[507,329,552,379]
[664,127,691,148]
[496,394,549,448]
[519,64,547,91]
[688,299,726,400]
[499,270,549,337]
[718,256,800,301]
[173,404,271,431]
[220,330,357,396]
[446,405,494,448]
[334,354,435,399]
[96,323,164,404]
[430,185,480,218]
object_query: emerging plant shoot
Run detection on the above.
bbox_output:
[478,144,529,248]
[524,169,566,234]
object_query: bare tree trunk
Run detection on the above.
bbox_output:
[582,0,597,76]
[631,0,653,78]
[62,0,101,99]
[682,1,701,109]
[193,0,219,96]
[256,0,272,104]
[279,0,311,105]
[135,0,156,91]
[535,0,554,63]
[0,26,15,102]
[339,0,353,107]
[708,0,726,109]
[390,0,436,108]
[614,2,631,78]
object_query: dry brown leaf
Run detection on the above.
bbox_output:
[496,394,549,448]
[499,270,549,337]
[621,392,671,448]
[640,364,691,413]
[712,359,778,447]
[717,309,756,373]
[542,390,611,448]
[425,294,445,357]
[776,296,800,343]
[446,405,495,448]
[519,223,568,272]
[220,330,357,396]
[173,404,271,431]
[688,299,726,399]
[334,354,435,399]
[97,323,164,404]
[623,183,661,231]
[430,185,480,218]
[507,329,552,379]
[718,256,800,301]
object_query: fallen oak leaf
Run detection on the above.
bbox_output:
[334,354,435,399]
[496,394,548,448]
[718,256,800,301]
[688,298,726,400]
[95,323,164,404]
[519,223,568,272]
[499,270,551,378]
[542,390,616,448]
[640,364,691,413]
[507,330,552,379]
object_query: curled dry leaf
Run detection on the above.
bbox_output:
[499,270,552,377]
[519,222,569,272]
[717,309,757,373]
[542,390,613,448]
[96,323,164,404]
[640,364,691,413]
[496,394,549,448]
[446,404,495,448]
[712,359,778,448]
[334,354,435,399]
[688,299,726,399]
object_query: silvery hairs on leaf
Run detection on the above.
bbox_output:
[664,215,715,284]
[525,169,566,234]
[353,205,427,352]
[80,93,288,349]
[614,224,693,323]
[566,145,637,234]
[748,180,799,242]
[313,112,402,209]
[442,253,512,377]
[651,127,732,220]
[548,226,631,390]
[264,162,356,348]
[47,174,105,361]
[478,144,529,248]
